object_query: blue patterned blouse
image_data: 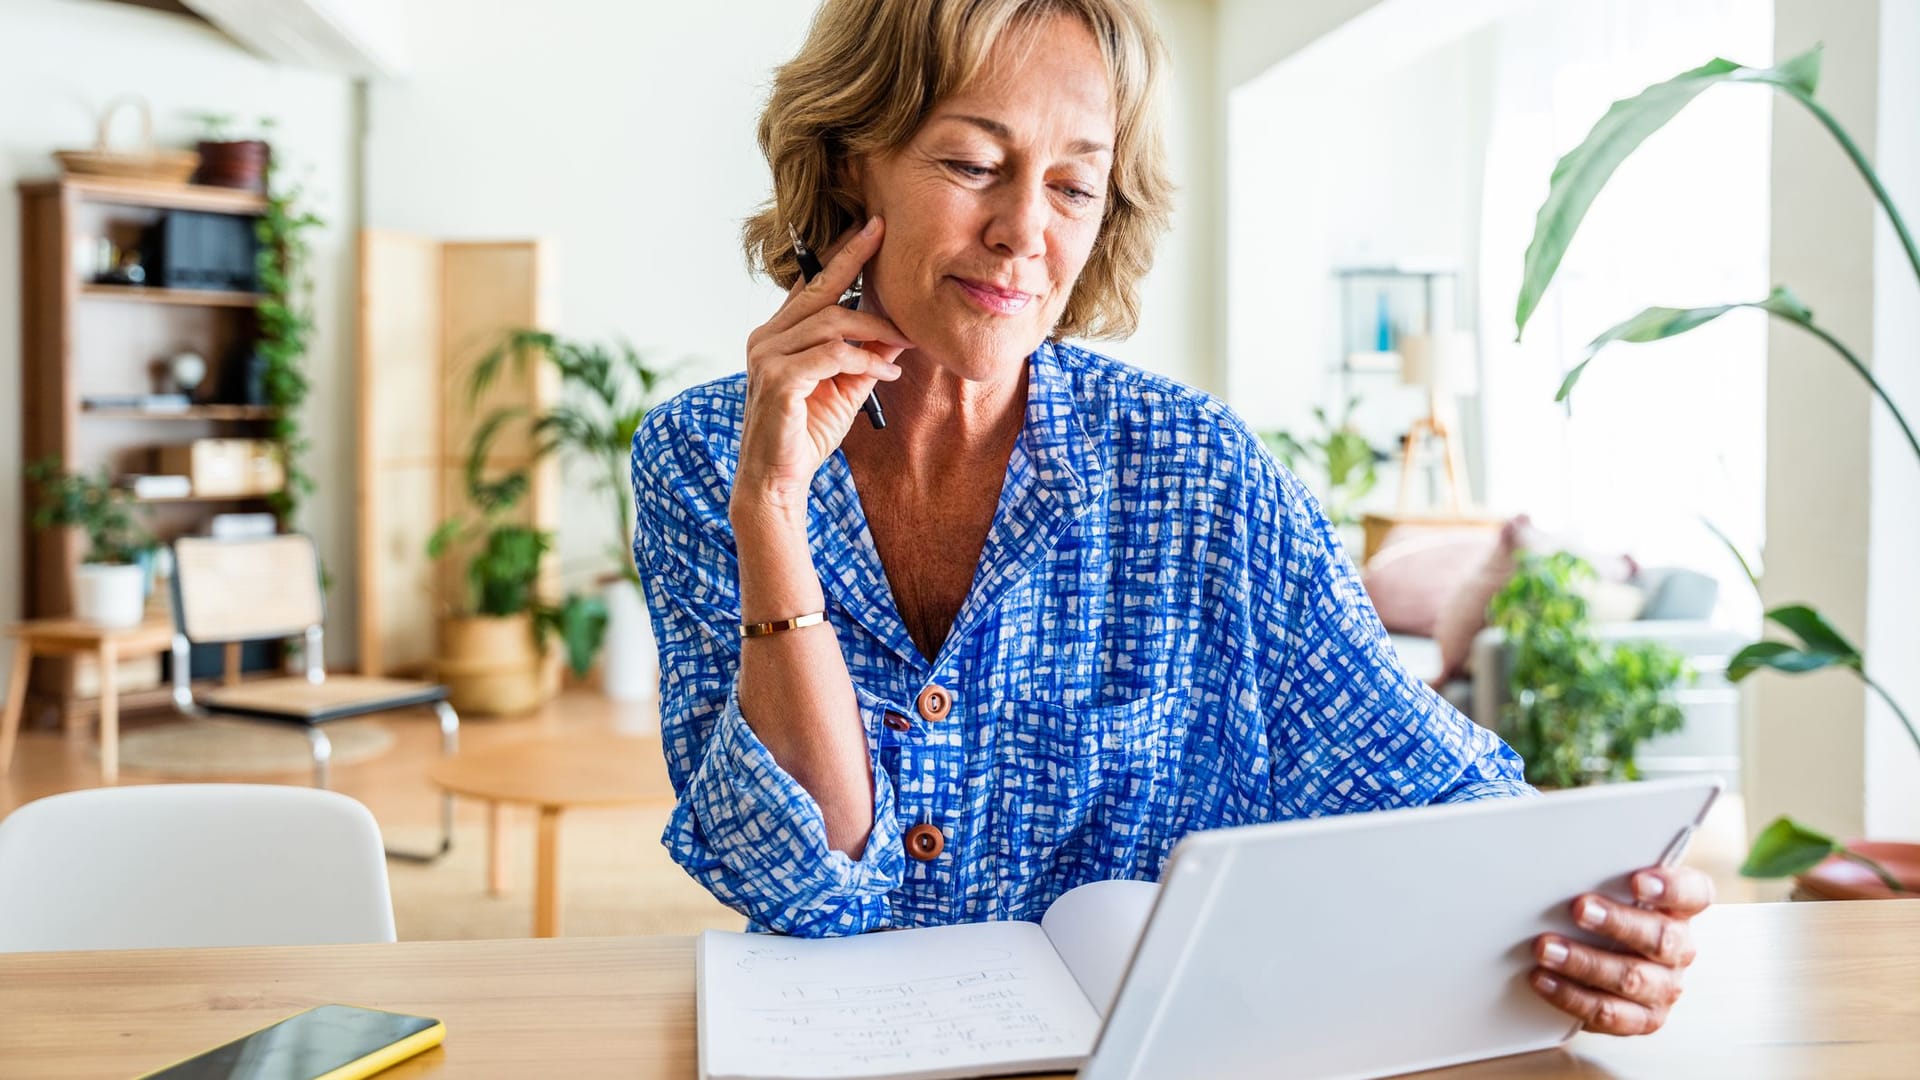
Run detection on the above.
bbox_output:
[632,339,1533,938]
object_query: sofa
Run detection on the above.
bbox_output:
[1363,517,1745,790]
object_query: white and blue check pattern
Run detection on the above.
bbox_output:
[632,340,1533,937]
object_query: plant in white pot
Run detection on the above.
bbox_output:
[28,457,155,628]
[469,330,669,702]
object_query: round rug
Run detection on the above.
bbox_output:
[114,718,395,776]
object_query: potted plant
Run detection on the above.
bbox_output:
[188,112,273,193]
[1486,550,1691,788]
[28,457,154,628]
[469,330,668,700]
[1260,396,1384,551]
[1514,44,1919,893]
[428,517,555,716]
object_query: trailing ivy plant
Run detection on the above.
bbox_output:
[253,147,323,521]
[1514,43,1918,891]
[1487,551,1690,789]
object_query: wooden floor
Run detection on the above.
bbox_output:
[0,686,1788,941]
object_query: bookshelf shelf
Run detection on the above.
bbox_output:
[83,405,280,421]
[126,492,278,505]
[80,284,263,308]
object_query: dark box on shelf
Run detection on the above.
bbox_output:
[142,211,260,291]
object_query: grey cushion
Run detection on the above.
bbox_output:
[1633,567,1720,621]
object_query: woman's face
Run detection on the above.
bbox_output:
[854,15,1116,383]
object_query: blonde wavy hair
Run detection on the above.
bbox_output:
[742,0,1174,341]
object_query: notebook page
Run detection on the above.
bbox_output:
[1038,879,1160,1016]
[699,921,1101,1080]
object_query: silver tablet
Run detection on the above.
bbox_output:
[1082,776,1721,1080]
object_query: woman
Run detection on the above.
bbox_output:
[633,0,1709,1037]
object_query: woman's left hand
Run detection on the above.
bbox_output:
[1528,865,1715,1036]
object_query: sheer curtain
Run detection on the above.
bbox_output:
[1475,0,1772,627]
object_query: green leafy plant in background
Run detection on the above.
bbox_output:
[189,111,275,143]
[26,456,153,565]
[253,137,323,522]
[470,330,667,586]
[1487,551,1690,789]
[1259,397,1382,526]
[428,332,666,677]
[1514,42,1917,891]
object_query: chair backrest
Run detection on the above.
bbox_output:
[0,784,395,952]
[172,534,325,644]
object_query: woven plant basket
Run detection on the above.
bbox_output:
[54,96,200,184]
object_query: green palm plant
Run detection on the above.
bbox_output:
[470,330,666,586]
[430,331,667,677]
[1515,42,1916,892]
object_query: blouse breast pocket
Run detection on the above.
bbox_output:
[989,687,1190,876]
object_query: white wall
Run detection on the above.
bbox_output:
[1755,0,1874,842]
[1114,0,1220,392]
[364,0,1221,596]
[0,0,359,655]
[1865,0,1920,838]
[1224,24,1495,449]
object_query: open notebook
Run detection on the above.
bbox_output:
[697,879,1158,1080]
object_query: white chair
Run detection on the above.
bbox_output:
[0,784,396,952]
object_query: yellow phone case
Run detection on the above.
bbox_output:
[134,1005,445,1080]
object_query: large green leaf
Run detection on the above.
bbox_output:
[1556,287,1813,401]
[1741,815,1840,878]
[1765,603,1861,663]
[1728,641,1847,681]
[1516,47,1824,339]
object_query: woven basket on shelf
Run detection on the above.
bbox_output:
[54,96,200,184]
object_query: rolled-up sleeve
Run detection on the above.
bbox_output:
[1241,446,1535,814]
[631,407,904,936]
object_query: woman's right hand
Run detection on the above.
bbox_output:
[734,216,911,521]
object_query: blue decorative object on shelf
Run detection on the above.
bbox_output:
[1375,292,1393,352]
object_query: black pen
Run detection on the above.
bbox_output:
[789,223,887,430]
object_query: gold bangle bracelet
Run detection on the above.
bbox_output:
[739,611,826,638]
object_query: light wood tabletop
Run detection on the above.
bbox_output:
[0,900,1914,1079]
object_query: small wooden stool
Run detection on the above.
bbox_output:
[1,618,176,785]
[427,733,676,937]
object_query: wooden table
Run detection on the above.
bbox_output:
[426,733,676,937]
[1,617,176,785]
[1,899,1914,1079]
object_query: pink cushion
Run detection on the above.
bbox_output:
[1361,530,1500,636]
[1427,515,1639,686]
[1431,521,1525,684]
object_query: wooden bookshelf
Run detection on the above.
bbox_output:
[80,284,265,308]
[18,175,279,725]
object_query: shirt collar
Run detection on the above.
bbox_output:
[808,340,1109,670]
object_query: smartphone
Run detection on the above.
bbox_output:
[135,1004,445,1080]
